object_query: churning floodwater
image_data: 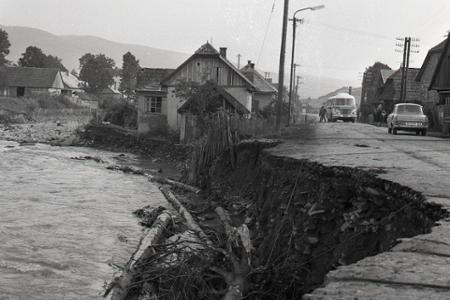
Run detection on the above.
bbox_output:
[0,140,166,300]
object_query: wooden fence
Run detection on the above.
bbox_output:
[185,112,276,186]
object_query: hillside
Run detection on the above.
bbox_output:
[0,25,189,71]
[1,25,357,98]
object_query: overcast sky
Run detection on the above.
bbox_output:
[1,0,450,88]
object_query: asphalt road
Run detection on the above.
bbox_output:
[269,122,450,300]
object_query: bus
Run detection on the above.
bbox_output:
[325,93,357,123]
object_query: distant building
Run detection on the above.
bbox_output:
[360,63,392,121]
[60,71,84,97]
[377,68,422,112]
[240,60,277,112]
[0,66,64,97]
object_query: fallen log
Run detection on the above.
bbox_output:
[159,186,211,246]
[146,173,201,194]
[106,210,172,300]
[212,207,252,300]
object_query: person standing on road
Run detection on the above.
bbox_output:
[319,106,327,123]
[376,103,383,126]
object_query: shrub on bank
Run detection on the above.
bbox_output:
[102,102,137,128]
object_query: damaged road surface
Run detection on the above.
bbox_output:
[269,122,450,299]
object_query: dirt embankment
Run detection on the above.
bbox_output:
[77,123,189,174]
[148,139,448,299]
[0,96,93,145]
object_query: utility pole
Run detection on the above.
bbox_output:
[276,0,290,132]
[288,17,303,126]
[295,75,302,101]
[348,86,352,95]
[396,37,419,103]
[237,54,242,69]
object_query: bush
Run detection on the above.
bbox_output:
[103,102,137,128]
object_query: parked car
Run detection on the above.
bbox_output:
[387,103,428,135]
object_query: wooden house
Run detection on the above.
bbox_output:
[416,39,446,127]
[429,35,450,132]
[377,68,422,112]
[136,42,260,135]
[135,68,175,134]
[0,66,64,97]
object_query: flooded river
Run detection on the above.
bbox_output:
[0,140,166,300]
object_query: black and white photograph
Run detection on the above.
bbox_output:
[1,0,450,299]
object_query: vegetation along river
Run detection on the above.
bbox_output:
[0,140,165,300]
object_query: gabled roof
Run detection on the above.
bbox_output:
[416,39,446,82]
[136,68,175,91]
[240,63,277,93]
[0,66,60,88]
[178,84,250,115]
[378,68,421,102]
[60,71,83,89]
[162,42,257,90]
[430,35,450,91]
[380,69,395,84]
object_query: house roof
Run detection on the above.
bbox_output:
[177,84,250,115]
[416,39,446,82]
[240,63,278,93]
[430,35,450,91]
[136,68,175,91]
[0,66,60,88]
[60,71,83,90]
[380,69,395,84]
[97,86,121,95]
[162,42,257,90]
[378,68,421,102]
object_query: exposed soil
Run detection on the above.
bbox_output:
[137,139,448,300]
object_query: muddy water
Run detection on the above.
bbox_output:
[0,140,166,300]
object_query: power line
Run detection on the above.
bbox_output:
[310,21,395,41]
[256,0,276,66]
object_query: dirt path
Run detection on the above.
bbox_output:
[270,122,450,299]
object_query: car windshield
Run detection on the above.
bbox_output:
[396,105,422,114]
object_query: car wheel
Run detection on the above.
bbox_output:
[422,129,427,136]
[393,128,398,135]
[416,130,420,135]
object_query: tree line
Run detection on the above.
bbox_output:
[0,28,140,97]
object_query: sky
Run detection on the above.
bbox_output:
[1,0,450,90]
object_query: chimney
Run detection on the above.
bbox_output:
[247,60,255,69]
[219,47,227,58]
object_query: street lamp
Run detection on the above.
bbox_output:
[288,4,324,126]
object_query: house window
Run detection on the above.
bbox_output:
[145,96,162,113]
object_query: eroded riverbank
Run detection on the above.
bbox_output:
[118,139,448,299]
